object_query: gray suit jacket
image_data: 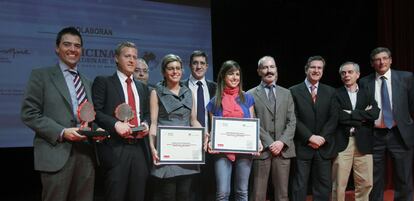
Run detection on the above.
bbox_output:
[359,69,414,147]
[248,84,296,159]
[21,65,93,172]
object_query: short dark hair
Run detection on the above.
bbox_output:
[304,55,326,71]
[190,50,208,64]
[370,47,392,61]
[56,27,83,47]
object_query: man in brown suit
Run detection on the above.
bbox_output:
[247,56,296,201]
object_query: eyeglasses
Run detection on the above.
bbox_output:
[373,56,390,63]
[191,61,207,66]
[135,68,148,73]
[165,66,182,71]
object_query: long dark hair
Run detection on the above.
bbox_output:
[214,60,245,109]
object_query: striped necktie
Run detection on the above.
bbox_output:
[68,70,87,105]
[310,85,317,103]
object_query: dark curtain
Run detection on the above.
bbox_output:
[377,0,414,71]
[377,0,414,190]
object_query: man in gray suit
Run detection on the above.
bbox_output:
[359,47,414,201]
[248,56,296,201]
[21,27,99,201]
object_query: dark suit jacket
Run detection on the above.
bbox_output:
[289,82,338,159]
[359,69,414,147]
[335,86,380,154]
[92,73,151,169]
[21,65,94,172]
[183,78,217,99]
[184,78,217,131]
[247,84,296,159]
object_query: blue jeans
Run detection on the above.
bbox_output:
[215,156,252,201]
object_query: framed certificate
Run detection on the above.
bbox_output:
[211,116,259,153]
[157,126,205,164]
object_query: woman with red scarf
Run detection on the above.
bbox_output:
[206,60,260,201]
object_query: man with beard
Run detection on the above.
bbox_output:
[247,56,296,201]
[289,56,338,201]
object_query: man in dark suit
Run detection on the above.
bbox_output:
[248,56,296,201]
[21,27,98,201]
[183,50,217,201]
[359,47,414,201]
[92,41,151,201]
[289,55,338,201]
[332,62,379,201]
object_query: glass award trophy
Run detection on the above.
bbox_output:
[114,103,145,133]
[77,101,109,137]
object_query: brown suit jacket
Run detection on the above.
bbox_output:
[248,84,296,159]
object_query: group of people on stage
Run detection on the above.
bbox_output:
[21,26,414,201]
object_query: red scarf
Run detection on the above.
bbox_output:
[221,86,243,162]
[222,87,243,118]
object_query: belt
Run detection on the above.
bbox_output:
[375,126,397,131]
[123,138,140,145]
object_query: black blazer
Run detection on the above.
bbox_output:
[290,82,338,159]
[92,73,151,169]
[335,86,380,154]
[184,78,217,131]
[183,78,217,99]
[359,69,414,147]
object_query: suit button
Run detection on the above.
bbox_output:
[271,119,274,122]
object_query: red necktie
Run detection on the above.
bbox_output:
[126,78,139,126]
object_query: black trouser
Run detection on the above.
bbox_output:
[152,175,193,201]
[369,127,413,201]
[290,151,332,201]
[103,142,149,201]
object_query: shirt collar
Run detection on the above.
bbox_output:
[59,60,78,72]
[375,68,391,80]
[304,78,319,89]
[116,70,134,82]
[345,84,359,93]
[260,81,276,88]
[189,74,206,86]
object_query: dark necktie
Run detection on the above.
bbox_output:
[196,81,205,127]
[266,85,276,112]
[68,70,87,105]
[310,85,317,103]
[126,78,139,127]
[380,76,394,128]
